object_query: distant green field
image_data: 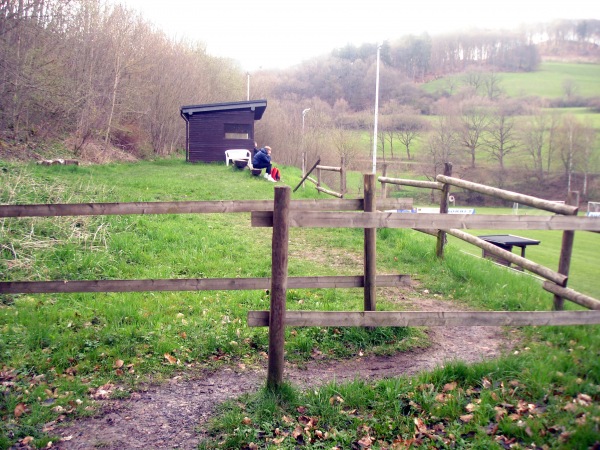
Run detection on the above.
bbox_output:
[422,62,600,99]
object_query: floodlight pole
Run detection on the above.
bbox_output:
[302,108,310,185]
[246,73,250,101]
[372,43,381,174]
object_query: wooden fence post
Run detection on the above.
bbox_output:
[364,173,376,312]
[381,163,388,199]
[317,166,322,189]
[436,162,452,258]
[340,156,346,197]
[554,191,579,311]
[267,185,291,390]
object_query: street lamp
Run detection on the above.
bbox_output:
[302,108,310,181]
[302,108,310,132]
[372,43,381,174]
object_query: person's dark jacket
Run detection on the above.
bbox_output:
[252,148,271,167]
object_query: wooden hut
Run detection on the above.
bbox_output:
[180,100,267,163]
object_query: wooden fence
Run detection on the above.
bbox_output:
[3,172,600,389]
[376,167,599,312]
[0,196,412,296]
[294,157,346,198]
[250,174,600,387]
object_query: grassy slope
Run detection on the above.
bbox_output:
[421,62,600,99]
[1,160,599,449]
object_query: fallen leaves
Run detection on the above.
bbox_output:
[163,353,179,365]
[14,402,28,418]
[329,395,344,406]
[459,413,474,423]
[89,383,115,400]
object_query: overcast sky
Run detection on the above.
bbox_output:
[117,0,598,71]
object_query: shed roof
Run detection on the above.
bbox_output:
[180,100,267,120]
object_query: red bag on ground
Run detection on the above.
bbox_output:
[270,167,281,181]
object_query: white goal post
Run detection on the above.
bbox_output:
[588,201,600,217]
[513,201,564,215]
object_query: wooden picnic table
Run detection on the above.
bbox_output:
[478,234,541,268]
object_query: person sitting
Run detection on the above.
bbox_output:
[252,146,275,182]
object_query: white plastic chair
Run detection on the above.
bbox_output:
[225,149,251,166]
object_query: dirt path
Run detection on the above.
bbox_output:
[52,295,517,450]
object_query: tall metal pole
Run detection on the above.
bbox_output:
[302,108,310,186]
[372,43,381,174]
[246,73,250,101]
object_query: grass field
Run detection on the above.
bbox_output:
[422,62,600,99]
[1,159,599,449]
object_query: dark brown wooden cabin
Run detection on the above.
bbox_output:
[180,100,267,163]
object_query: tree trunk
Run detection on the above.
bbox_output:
[104,54,121,150]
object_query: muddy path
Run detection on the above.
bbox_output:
[51,294,517,450]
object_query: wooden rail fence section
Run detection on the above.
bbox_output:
[248,310,600,327]
[375,170,600,312]
[3,169,600,390]
[252,179,600,386]
[0,275,411,295]
[0,197,412,296]
[293,157,346,198]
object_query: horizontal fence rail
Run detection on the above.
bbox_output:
[0,198,413,218]
[446,229,567,285]
[0,274,411,294]
[251,211,600,231]
[543,282,600,310]
[436,175,578,216]
[248,310,600,327]
[316,165,342,173]
[378,177,443,191]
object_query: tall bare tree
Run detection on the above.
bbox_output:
[520,110,547,182]
[484,103,519,171]
[557,114,595,194]
[456,98,491,168]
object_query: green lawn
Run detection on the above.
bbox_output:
[422,61,600,99]
[1,159,599,449]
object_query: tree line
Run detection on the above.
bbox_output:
[1,0,598,200]
[0,0,243,158]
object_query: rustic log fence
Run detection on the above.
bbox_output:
[3,172,600,389]
[0,196,413,296]
[377,167,599,312]
[251,178,600,386]
[294,157,346,198]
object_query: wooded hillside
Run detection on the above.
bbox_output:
[1,1,599,202]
